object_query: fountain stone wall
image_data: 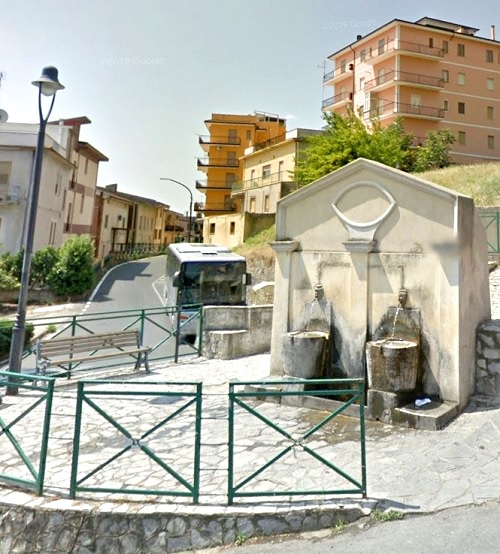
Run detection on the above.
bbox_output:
[269,159,491,414]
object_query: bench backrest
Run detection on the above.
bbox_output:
[38,330,141,358]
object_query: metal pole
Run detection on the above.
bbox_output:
[6,89,56,395]
[160,178,193,243]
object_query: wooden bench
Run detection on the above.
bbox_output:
[35,329,151,377]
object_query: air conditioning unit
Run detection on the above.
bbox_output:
[5,193,18,203]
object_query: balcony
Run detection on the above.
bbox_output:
[365,100,444,120]
[364,70,444,92]
[323,64,354,85]
[197,157,239,172]
[322,90,354,109]
[195,179,235,191]
[198,135,241,153]
[364,39,444,64]
[0,185,21,205]
[194,200,236,213]
[232,170,292,194]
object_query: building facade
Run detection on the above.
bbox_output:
[323,17,500,163]
[195,112,286,230]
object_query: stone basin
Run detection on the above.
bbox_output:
[281,330,329,379]
[366,338,419,392]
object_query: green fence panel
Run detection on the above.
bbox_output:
[0,371,55,495]
[480,212,500,254]
[70,379,202,503]
[228,378,366,504]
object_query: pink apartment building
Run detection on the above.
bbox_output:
[323,17,500,163]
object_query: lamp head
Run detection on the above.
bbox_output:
[32,66,65,96]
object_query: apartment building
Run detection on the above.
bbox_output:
[50,117,108,240]
[323,17,500,163]
[0,122,74,253]
[195,112,286,234]
[92,185,193,260]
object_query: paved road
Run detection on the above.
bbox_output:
[201,501,500,553]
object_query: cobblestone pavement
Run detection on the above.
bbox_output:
[0,272,498,551]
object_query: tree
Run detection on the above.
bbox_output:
[47,236,95,297]
[294,112,415,186]
[413,129,456,172]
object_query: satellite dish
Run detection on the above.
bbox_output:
[0,109,8,123]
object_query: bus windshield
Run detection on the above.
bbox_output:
[179,261,247,306]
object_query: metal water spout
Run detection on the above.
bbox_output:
[398,288,408,308]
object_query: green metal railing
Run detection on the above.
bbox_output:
[228,378,366,504]
[70,379,203,502]
[20,305,203,376]
[0,371,55,495]
[480,212,500,254]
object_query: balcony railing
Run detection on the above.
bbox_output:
[0,185,21,204]
[194,201,236,213]
[198,135,241,146]
[323,64,353,83]
[253,133,288,152]
[364,39,444,62]
[364,70,444,91]
[365,100,444,119]
[232,171,291,192]
[197,158,239,168]
[322,91,354,108]
[195,180,235,191]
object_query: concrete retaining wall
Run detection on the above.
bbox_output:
[476,320,500,396]
[202,305,273,359]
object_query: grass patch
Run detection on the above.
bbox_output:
[416,162,500,207]
[372,509,405,522]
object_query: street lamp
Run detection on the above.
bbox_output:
[160,178,193,243]
[6,66,64,395]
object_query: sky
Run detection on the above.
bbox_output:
[1,0,498,214]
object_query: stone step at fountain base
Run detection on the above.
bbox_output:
[368,389,459,431]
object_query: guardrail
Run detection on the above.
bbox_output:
[227,378,366,504]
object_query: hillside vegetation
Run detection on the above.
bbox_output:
[417,162,500,207]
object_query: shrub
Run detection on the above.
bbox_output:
[31,246,59,288]
[47,236,96,297]
[0,320,35,358]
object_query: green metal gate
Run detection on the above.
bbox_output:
[480,211,500,254]
[69,379,203,503]
[0,371,54,495]
[228,378,367,504]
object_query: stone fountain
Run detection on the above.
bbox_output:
[268,159,491,429]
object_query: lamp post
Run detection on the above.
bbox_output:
[6,66,64,395]
[160,178,193,243]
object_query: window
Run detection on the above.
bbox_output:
[377,68,385,85]
[442,69,449,82]
[458,72,465,85]
[360,49,366,62]
[62,189,67,209]
[228,129,238,144]
[443,100,449,112]
[278,160,284,180]
[229,221,235,235]
[264,195,270,213]
[250,169,256,184]
[49,221,56,245]
[487,78,494,90]
[429,38,434,48]
[411,94,421,108]
[80,193,85,213]
[262,164,271,179]
[0,161,11,186]
[458,102,465,114]
[442,40,449,54]
[249,197,256,213]
[209,222,215,235]
[457,43,465,57]
[246,130,252,141]
[340,59,346,73]
[359,77,365,90]
[488,135,495,149]
[486,49,494,63]
[378,39,385,55]
[104,214,109,229]
[84,158,89,174]
[54,173,62,196]
[458,131,466,145]
[487,106,494,120]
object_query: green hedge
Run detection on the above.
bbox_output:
[0,320,35,358]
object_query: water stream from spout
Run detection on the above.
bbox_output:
[390,306,402,339]
[305,298,319,330]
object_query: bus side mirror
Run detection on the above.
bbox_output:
[173,271,181,287]
[245,273,252,286]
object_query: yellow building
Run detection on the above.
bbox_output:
[323,17,500,163]
[196,112,286,239]
[204,128,320,247]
